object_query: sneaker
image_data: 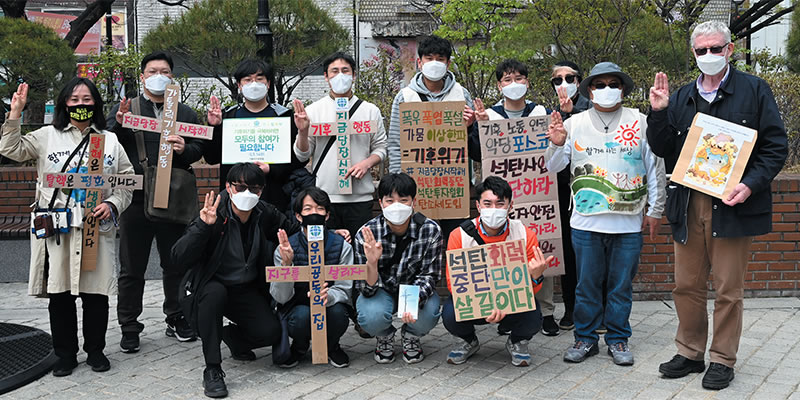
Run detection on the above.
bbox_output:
[222,325,255,361]
[702,362,734,390]
[278,349,302,369]
[354,320,374,339]
[506,338,531,367]
[447,337,480,365]
[595,325,607,335]
[659,354,705,378]
[52,356,78,377]
[542,315,560,336]
[607,342,634,366]
[563,340,599,363]
[374,333,395,364]
[86,352,111,372]
[166,315,197,342]
[328,345,350,368]
[558,313,575,330]
[401,330,424,364]
[497,326,511,335]
[120,332,140,353]
[203,366,228,398]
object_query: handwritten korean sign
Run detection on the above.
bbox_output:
[121,113,213,140]
[80,134,105,271]
[153,84,180,209]
[43,173,143,190]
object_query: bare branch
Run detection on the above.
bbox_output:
[156,0,189,8]
[64,0,115,50]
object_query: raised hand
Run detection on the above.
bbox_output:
[527,245,553,281]
[360,226,382,268]
[207,95,222,126]
[293,99,309,134]
[115,97,131,124]
[463,104,476,125]
[547,111,567,146]
[474,98,489,121]
[9,83,28,120]
[277,228,294,266]
[649,72,670,111]
[199,191,220,226]
[557,86,573,114]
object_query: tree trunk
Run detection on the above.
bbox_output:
[0,0,28,18]
[64,0,116,50]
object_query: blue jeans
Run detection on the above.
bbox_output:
[286,303,349,349]
[442,296,541,344]
[356,288,441,337]
[571,228,642,345]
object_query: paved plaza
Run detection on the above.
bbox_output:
[1,281,799,400]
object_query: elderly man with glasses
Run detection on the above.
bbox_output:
[646,21,788,390]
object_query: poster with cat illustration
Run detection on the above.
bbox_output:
[671,113,757,200]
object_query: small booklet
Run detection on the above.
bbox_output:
[397,284,420,319]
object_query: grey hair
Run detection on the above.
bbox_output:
[552,65,579,75]
[691,21,731,48]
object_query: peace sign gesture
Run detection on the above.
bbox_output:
[649,72,670,111]
[9,83,28,120]
[277,228,294,266]
[473,98,489,122]
[115,97,131,124]
[360,226,382,269]
[547,111,567,146]
[200,191,220,226]
[208,95,222,126]
[557,86,573,114]
[293,99,309,135]
[527,245,553,281]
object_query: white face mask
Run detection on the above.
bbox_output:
[241,82,268,102]
[556,81,578,99]
[144,74,171,96]
[696,52,728,76]
[501,82,528,101]
[230,189,259,212]
[382,202,413,225]
[329,73,353,95]
[591,87,622,108]
[480,207,508,230]
[421,60,448,81]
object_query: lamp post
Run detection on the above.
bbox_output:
[256,0,275,103]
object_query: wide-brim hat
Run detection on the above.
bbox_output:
[578,62,634,99]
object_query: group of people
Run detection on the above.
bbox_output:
[0,20,787,398]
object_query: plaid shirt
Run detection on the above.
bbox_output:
[354,214,443,305]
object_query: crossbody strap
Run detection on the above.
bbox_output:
[47,131,91,210]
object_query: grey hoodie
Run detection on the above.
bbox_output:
[387,71,473,173]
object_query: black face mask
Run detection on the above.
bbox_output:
[68,105,94,122]
[301,213,326,227]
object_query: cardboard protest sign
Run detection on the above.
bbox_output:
[43,173,143,190]
[399,101,469,219]
[671,113,758,200]
[81,134,105,271]
[221,117,291,164]
[121,113,213,140]
[397,284,420,320]
[447,239,536,321]
[478,116,564,276]
[153,84,180,208]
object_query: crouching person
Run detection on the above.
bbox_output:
[271,187,353,368]
[172,163,300,398]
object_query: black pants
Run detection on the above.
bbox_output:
[117,201,187,333]
[330,201,374,241]
[49,292,109,359]
[442,296,542,343]
[197,280,281,365]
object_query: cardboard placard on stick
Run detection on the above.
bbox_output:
[447,239,536,321]
[121,113,213,140]
[153,84,180,209]
[478,116,564,276]
[671,113,758,200]
[399,101,469,219]
[81,134,105,271]
[265,226,368,364]
[43,173,143,190]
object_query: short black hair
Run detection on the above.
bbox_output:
[417,35,452,59]
[475,176,513,202]
[292,186,332,215]
[52,77,106,131]
[322,52,356,74]
[495,59,528,81]
[234,58,274,84]
[378,173,417,199]
[226,163,265,187]
[140,51,174,73]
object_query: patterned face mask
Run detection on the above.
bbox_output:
[68,105,93,122]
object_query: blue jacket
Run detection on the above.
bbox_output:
[645,66,788,242]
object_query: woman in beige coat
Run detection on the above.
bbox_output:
[0,78,134,376]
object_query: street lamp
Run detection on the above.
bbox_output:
[256,0,275,103]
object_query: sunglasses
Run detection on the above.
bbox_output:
[231,183,263,194]
[694,45,728,56]
[591,82,621,90]
[551,75,577,86]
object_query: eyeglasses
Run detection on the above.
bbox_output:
[231,183,263,194]
[551,75,577,86]
[592,82,621,89]
[694,44,728,56]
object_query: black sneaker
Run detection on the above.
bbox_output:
[659,354,705,378]
[328,345,350,368]
[702,362,734,390]
[542,315,560,336]
[353,320,374,339]
[120,332,140,353]
[166,315,197,342]
[87,352,111,372]
[222,325,255,361]
[203,366,228,398]
[52,356,78,377]
[497,326,511,336]
[278,349,303,369]
[558,313,574,330]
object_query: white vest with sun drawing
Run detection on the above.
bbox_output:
[568,107,648,216]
